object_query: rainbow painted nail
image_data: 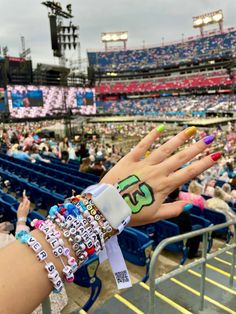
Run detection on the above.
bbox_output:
[185,126,197,137]
[211,152,221,161]
[156,124,165,133]
[203,135,215,145]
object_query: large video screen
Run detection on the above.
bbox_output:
[11,87,43,108]
[0,88,6,111]
[7,85,96,118]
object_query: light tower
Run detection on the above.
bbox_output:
[193,10,224,37]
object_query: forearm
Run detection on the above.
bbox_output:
[0,228,74,314]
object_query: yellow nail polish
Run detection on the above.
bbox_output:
[156,124,165,133]
[185,126,197,137]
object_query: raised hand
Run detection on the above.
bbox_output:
[101,126,220,226]
[17,194,31,220]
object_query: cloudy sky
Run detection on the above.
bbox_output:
[0,0,236,69]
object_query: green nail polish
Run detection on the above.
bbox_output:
[156,124,165,133]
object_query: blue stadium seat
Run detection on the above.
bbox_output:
[118,227,154,282]
[204,208,230,240]
[73,255,101,311]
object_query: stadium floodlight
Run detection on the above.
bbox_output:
[193,9,224,36]
[101,31,128,42]
[193,9,223,28]
[213,13,223,22]
[101,31,128,51]
[193,18,203,27]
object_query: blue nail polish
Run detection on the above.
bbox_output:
[183,204,193,211]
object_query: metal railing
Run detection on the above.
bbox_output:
[148,220,236,314]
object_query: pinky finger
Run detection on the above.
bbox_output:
[169,152,221,189]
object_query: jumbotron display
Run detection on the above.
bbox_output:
[0,88,6,111]
[7,85,96,118]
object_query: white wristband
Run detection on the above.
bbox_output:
[18,217,27,222]
[83,183,131,230]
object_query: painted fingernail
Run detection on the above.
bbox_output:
[185,126,197,137]
[183,204,193,211]
[156,124,165,133]
[211,152,221,161]
[203,135,215,145]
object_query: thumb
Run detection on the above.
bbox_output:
[156,201,192,220]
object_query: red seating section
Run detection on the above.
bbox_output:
[96,72,233,94]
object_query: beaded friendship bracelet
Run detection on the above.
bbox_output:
[16,191,122,290]
[33,219,78,283]
[16,230,64,293]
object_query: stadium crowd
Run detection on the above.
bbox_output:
[88,30,236,72]
[97,94,236,116]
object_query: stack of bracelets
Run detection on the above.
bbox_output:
[16,192,115,293]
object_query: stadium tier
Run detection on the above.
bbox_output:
[96,94,236,116]
[88,29,236,72]
[96,70,233,94]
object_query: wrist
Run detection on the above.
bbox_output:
[17,217,27,223]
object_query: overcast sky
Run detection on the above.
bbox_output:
[0,0,236,69]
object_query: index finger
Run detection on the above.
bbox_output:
[129,125,165,161]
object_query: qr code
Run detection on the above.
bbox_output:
[115,271,130,283]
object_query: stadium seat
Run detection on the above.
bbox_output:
[73,255,101,311]
[118,227,154,282]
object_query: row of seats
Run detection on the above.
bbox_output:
[38,155,99,181]
[0,157,82,199]
[0,168,64,209]
[42,154,81,171]
[4,156,95,190]
[96,73,232,94]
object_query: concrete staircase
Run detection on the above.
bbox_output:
[92,251,236,314]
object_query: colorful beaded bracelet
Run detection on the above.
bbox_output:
[16,230,64,293]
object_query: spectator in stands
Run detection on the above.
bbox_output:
[179,180,205,210]
[221,183,235,203]
[7,144,35,162]
[59,136,69,163]
[206,187,235,232]
[23,132,34,151]
[75,143,89,160]
[87,158,106,178]
[224,162,236,178]
[30,146,51,163]
[166,188,202,258]
[1,129,10,149]
[204,179,216,197]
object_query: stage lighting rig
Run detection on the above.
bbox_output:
[42,1,73,18]
[42,1,80,67]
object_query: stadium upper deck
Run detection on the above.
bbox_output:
[88,29,236,73]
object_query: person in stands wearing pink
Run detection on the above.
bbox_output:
[179,180,206,211]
